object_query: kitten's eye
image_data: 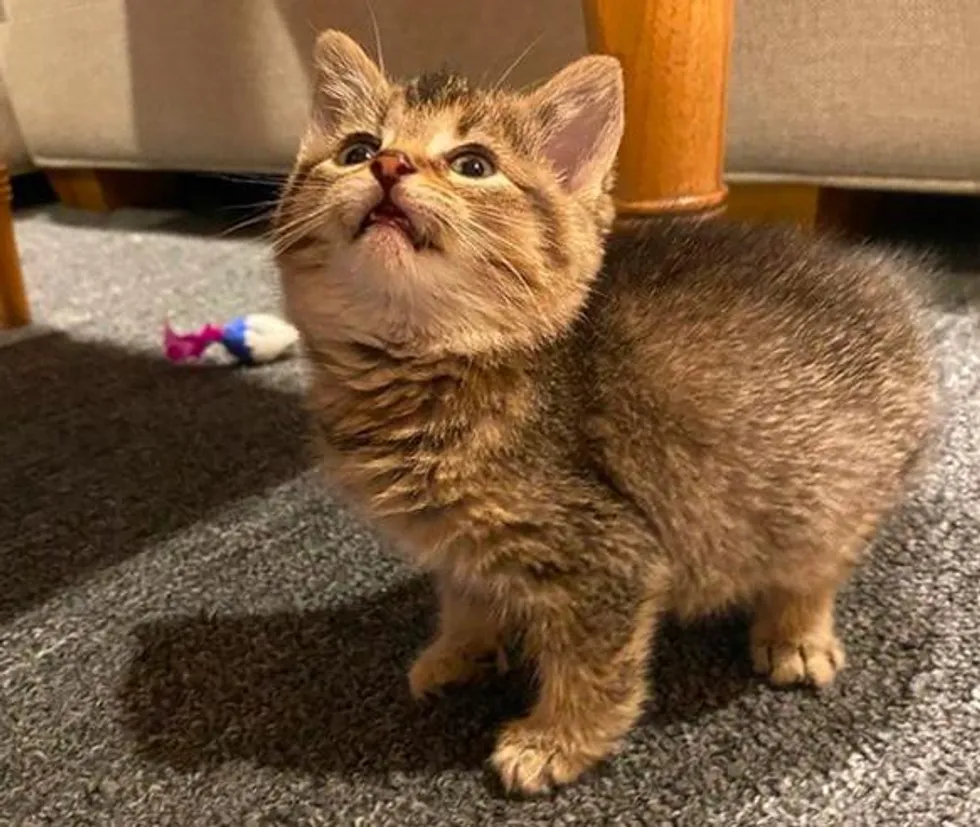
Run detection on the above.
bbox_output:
[449,149,496,179]
[338,135,381,166]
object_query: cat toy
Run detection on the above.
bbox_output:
[163,313,300,367]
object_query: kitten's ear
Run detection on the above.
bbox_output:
[526,55,624,193]
[310,30,388,130]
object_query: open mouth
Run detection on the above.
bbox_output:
[355,196,429,250]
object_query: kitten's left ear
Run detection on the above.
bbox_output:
[525,55,624,194]
[310,29,389,131]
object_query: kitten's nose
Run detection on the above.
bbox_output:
[370,150,416,190]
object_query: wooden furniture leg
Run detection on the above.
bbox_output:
[582,0,735,219]
[582,2,885,234]
[0,162,30,329]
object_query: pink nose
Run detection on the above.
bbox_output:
[370,150,416,190]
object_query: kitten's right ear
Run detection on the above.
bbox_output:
[310,30,388,130]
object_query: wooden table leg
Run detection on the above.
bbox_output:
[0,162,30,329]
[582,0,735,218]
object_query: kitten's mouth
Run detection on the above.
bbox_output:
[355,196,430,251]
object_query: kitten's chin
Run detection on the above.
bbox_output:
[293,246,573,358]
[355,223,425,268]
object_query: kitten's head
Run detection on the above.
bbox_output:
[276,30,624,356]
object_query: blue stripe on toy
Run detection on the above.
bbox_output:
[221,316,254,365]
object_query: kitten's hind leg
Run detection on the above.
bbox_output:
[750,583,846,689]
[408,579,507,700]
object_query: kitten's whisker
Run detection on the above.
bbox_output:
[466,220,563,287]
[455,219,541,284]
[514,73,553,95]
[272,222,322,255]
[272,210,331,251]
[270,197,335,239]
[417,197,532,261]
[430,212,540,310]
[494,33,544,91]
[270,203,335,254]
[203,172,290,184]
[419,197,539,264]
[364,0,386,76]
[217,211,277,239]
[436,211,533,271]
[216,199,287,212]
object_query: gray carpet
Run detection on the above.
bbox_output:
[2,204,979,826]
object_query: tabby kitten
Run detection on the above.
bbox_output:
[275,30,936,795]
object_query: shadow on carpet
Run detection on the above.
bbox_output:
[117,564,928,795]
[0,333,309,622]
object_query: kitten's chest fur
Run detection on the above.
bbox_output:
[308,342,558,563]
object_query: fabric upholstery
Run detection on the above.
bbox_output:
[726,1,980,189]
[3,0,979,191]
[0,17,29,170]
[3,0,584,173]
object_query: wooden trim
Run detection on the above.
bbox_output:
[0,163,31,329]
[582,0,735,217]
[814,187,886,238]
[725,184,821,229]
[45,168,179,211]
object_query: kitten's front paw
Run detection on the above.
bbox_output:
[408,640,508,700]
[491,719,607,796]
[751,633,846,688]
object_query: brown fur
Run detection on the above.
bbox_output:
[276,31,937,795]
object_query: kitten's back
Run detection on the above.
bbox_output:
[581,219,936,612]
[592,218,934,421]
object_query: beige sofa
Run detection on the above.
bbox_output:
[0,15,29,173]
[2,0,980,194]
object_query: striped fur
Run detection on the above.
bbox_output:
[275,31,938,796]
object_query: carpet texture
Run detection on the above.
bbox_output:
[2,205,979,825]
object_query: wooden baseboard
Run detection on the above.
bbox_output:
[724,183,891,238]
[814,187,886,238]
[45,168,179,212]
[725,184,820,228]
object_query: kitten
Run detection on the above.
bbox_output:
[275,30,937,795]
